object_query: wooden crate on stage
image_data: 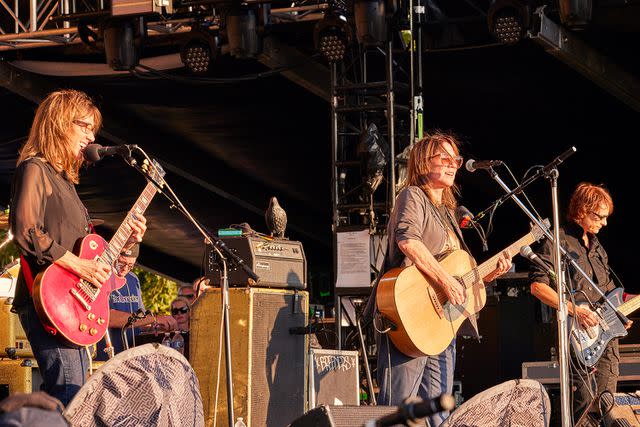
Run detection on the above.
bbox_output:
[190,287,308,427]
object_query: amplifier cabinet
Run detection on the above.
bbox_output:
[523,357,640,384]
[206,236,306,289]
[0,298,33,357]
[309,349,359,408]
[190,287,308,427]
[0,359,41,399]
[0,359,104,400]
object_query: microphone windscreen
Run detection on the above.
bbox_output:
[83,144,103,162]
[464,159,476,172]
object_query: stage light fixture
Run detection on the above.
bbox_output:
[357,123,388,195]
[314,13,351,63]
[487,0,530,45]
[354,0,387,46]
[180,29,217,74]
[227,8,260,58]
[102,17,141,71]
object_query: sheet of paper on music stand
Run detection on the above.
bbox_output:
[336,229,370,288]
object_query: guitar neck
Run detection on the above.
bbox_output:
[462,232,537,287]
[620,294,640,317]
[101,182,158,265]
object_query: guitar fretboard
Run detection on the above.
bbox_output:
[461,232,537,287]
[100,182,158,266]
[620,295,640,316]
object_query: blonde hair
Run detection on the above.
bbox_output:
[18,89,101,184]
[405,131,461,209]
[568,182,614,223]
[172,296,192,309]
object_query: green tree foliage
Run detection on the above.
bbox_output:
[135,267,177,315]
[0,230,20,270]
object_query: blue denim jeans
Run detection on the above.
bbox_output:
[377,333,456,427]
[16,303,88,407]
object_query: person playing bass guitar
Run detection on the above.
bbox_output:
[371,132,513,427]
[529,182,632,423]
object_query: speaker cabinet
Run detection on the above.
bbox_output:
[0,359,42,399]
[289,405,400,427]
[190,287,308,427]
[309,349,359,407]
[0,298,33,358]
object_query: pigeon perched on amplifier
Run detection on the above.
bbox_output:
[265,196,287,238]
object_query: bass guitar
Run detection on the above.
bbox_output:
[32,160,165,347]
[570,288,635,367]
[376,222,546,357]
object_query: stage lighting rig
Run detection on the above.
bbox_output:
[102,17,142,70]
[354,0,387,46]
[357,123,388,196]
[487,0,531,45]
[227,8,261,58]
[314,12,351,63]
[181,27,218,74]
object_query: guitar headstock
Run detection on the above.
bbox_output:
[530,218,551,243]
[142,159,166,189]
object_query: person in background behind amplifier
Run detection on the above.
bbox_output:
[171,297,191,332]
[96,244,176,360]
[529,182,632,423]
[189,276,211,300]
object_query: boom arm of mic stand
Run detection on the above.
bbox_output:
[474,147,577,222]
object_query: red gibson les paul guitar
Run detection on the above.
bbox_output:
[32,160,165,347]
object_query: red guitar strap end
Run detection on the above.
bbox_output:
[19,255,35,295]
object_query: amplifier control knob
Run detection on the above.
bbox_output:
[585,355,591,361]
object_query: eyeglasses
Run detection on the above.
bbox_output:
[430,152,463,169]
[590,211,609,221]
[117,259,136,270]
[172,306,189,315]
[73,120,95,135]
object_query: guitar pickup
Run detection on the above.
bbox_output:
[70,288,92,311]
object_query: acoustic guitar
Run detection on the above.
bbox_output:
[376,223,546,357]
[32,160,165,347]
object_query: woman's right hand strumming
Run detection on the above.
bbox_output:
[55,251,112,288]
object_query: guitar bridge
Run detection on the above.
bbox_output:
[70,288,92,311]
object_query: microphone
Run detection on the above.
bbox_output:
[371,394,456,427]
[465,159,503,173]
[83,143,136,162]
[455,205,475,229]
[520,245,556,280]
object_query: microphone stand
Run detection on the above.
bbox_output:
[478,147,628,427]
[114,146,259,427]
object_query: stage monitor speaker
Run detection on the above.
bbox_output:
[190,287,308,427]
[601,392,640,427]
[440,379,551,427]
[289,405,400,427]
[309,349,359,407]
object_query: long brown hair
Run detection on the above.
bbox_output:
[17,89,101,184]
[568,182,614,223]
[405,131,461,209]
